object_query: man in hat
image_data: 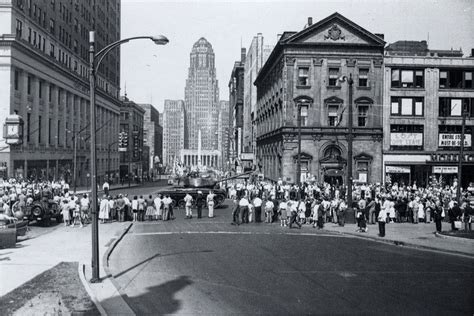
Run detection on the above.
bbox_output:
[195,191,205,219]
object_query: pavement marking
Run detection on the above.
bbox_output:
[128,231,349,238]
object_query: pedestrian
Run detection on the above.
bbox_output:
[338,199,346,226]
[163,195,172,220]
[99,195,110,224]
[231,198,240,225]
[108,196,116,222]
[279,198,288,227]
[378,202,387,237]
[184,193,193,219]
[253,195,262,223]
[102,181,110,196]
[131,196,138,222]
[80,193,90,225]
[207,190,215,218]
[264,199,274,223]
[433,200,443,233]
[115,194,125,222]
[239,195,250,223]
[153,194,163,220]
[145,195,155,221]
[462,201,473,231]
[137,195,145,221]
[196,191,205,219]
[61,198,70,226]
[289,200,302,229]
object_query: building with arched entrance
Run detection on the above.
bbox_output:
[254,13,384,185]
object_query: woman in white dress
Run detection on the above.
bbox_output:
[207,191,215,218]
[99,195,110,224]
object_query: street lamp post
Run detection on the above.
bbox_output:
[88,31,168,282]
[338,74,354,218]
[456,106,468,203]
[294,96,312,200]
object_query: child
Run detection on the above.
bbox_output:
[279,199,288,227]
[264,199,274,223]
[61,198,70,226]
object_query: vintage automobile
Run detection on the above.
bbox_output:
[21,198,62,225]
[155,187,227,208]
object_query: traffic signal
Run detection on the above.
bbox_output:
[118,132,124,147]
[122,132,128,147]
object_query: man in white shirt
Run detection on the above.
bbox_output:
[102,181,110,196]
[239,196,250,224]
[252,196,263,223]
[153,194,163,220]
[184,193,193,219]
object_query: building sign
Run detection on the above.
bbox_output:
[432,166,458,174]
[386,166,411,173]
[438,134,471,147]
[240,153,254,161]
[358,173,367,183]
[390,133,423,146]
[430,153,474,162]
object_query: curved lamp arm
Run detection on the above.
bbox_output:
[93,35,169,73]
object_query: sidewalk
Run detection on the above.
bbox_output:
[322,221,474,257]
[0,221,134,314]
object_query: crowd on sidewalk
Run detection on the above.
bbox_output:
[225,177,474,237]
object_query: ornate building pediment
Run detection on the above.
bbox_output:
[283,12,385,47]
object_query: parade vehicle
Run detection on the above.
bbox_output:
[19,194,62,226]
[156,187,227,208]
[157,170,256,208]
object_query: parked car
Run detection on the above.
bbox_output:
[0,215,28,248]
[156,187,226,208]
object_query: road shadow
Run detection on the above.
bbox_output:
[104,275,193,315]
[113,249,213,279]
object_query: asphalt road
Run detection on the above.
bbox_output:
[109,200,474,315]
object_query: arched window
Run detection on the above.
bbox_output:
[324,146,341,158]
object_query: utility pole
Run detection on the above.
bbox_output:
[73,125,77,194]
[456,106,467,204]
[346,74,354,217]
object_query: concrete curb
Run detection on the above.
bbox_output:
[331,229,474,259]
[102,222,136,316]
[78,262,107,316]
[435,231,474,243]
[104,222,133,268]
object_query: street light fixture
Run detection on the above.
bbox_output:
[293,96,312,200]
[89,31,168,282]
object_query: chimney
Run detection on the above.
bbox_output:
[307,17,313,26]
[241,47,246,63]
[375,33,384,40]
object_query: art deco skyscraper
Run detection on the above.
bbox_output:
[184,37,219,150]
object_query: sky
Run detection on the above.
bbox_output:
[120,0,474,112]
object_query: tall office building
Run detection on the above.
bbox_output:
[138,103,162,177]
[184,37,219,151]
[243,33,273,166]
[218,100,230,169]
[0,0,121,184]
[163,100,186,167]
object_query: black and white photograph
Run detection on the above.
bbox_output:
[0,0,473,314]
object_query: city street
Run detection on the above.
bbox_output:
[108,201,474,315]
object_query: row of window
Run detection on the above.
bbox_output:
[295,67,473,90]
[297,67,369,87]
[389,97,474,117]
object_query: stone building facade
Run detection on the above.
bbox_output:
[254,13,385,184]
[218,100,230,169]
[119,97,144,181]
[243,33,273,166]
[138,103,162,177]
[228,49,245,169]
[0,0,121,184]
[383,41,474,187]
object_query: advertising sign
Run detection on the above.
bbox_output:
[386,166,411,173]
[390,133,423,146]
[438,134,471,147]
[432,166,458,174]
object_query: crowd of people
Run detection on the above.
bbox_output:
[224,178,474,237]
[1,176,473,238]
